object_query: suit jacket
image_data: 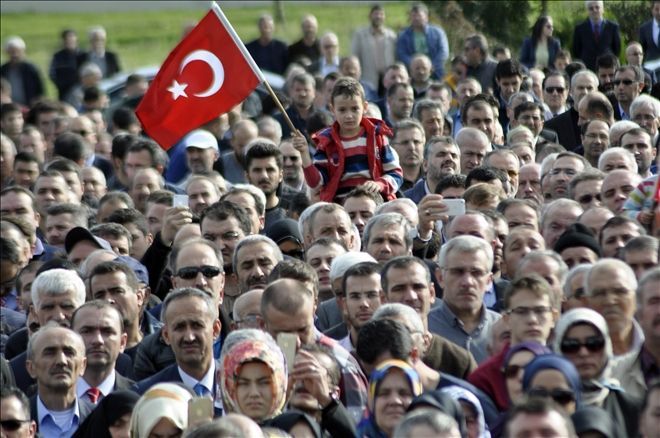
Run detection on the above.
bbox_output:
[640,19,660,62]
[113,372,135,391]
[315,298,343,333]
[0,61,45,106]
[544,107,581,151]
[423,333,478,380]
[77,50,121,78]
[92,155,114,181]
[571,19,621,71]
[132,363,223,416]
[324,321,348,341]
[30,394,95,433]
[538,128,559,144]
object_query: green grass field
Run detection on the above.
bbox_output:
[0,2,412,98]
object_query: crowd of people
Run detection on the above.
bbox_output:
[1,0,660,437]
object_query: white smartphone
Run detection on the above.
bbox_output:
[172,194,189,208]
[277,333,298,373]
[444,199,466,217]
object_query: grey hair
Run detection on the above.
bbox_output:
[507,91,534,108]
[27,322,85,361]
[540,199,582,231]
[412,99,443,121]
[584,258,637,297]
[79,249,117,278]
[563,264,592,300]
[506,125,534,144]
[393,409,460,438]
[609,120,640,146]
[519,250,569,286]
[88,25,107,39]
[232,234,283,271]
[570,69,599,90]
[597,147,638,173]
[373,303,425,334]
[375,198,417,218]
[227,183,267,216]
[31,268,86,310]
[362,212,413,251]
[637,267,660,308]
[79,62,102,79]
[630,94,660,118]
[621,235,659,260]
[4,36,26,51]
[161,287,219,323]
[298,201,331,243]
[439,234,494,269]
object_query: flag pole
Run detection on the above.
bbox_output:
[211,1,297,135]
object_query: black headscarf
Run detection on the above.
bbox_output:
[407,389,468,437]
[73,390,139,438]
[571,405,616,438]
[268,410,323,438]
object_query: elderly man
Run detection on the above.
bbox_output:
[363,212,413,265]
[516,163,543,204]
[630,95,660,148]
[455,127,491,175]
[598,147,638,173]
[381,255,477,379]
[611,268,660,399]
[540,198,584,249]
[485,149,520,197]
[233,235,283,294]
[620,236,659,280]
[545,70,599,151]
[504,397,577,438]
[306,203,355,251]
[71,301,133,404]
[26,324,93,436]
[396,3,448,80]
[261,278,368,424]
[428,235,501,363]
[517,250,568,312]
[586,258,642,357]
[133,288,223,412]
[601,169,641,214]
[288,14,320,65]
[405,135,460,203]
[1,36,45,106]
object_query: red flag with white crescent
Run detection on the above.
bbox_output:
[136,3,263,150]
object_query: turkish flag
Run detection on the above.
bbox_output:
[136,3,263,150]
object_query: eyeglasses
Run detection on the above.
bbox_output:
[578,193,601,204]
[175,265,222,280]
[612,79,636,86]
[0,419,31,431]
[503,364,525,379]
[560,336,605,354]
[507,306,552,318]
[545,87,565,94]
[527,387,575,405]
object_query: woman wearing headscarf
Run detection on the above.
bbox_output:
[407,390,467,437]
[502,342,552,406]
[73,390,139,438]
[440,386,490,438]
[521,354,582,415]
[356,360,423,438]
[129,382,194,438]
[553,308,641,437]
[220,329,288,424]
[571,405,616,438]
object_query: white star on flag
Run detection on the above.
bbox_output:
[167,80,188,100]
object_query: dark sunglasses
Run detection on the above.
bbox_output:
[503,364,525,379]
[578,193,601,204]
[528,387,575,405]
[613,79,635,86]
[0,419,31,431]
[560,336,605,354]
[175,265,222,280]
[545,86,565,94]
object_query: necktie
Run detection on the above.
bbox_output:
[86,387,101,404]
[194,383,210,398]
[594,24,600,43]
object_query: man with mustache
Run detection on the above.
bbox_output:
[391,119,425,191]
[71,301,133,404]
[405,135,460,203]
[233,235,283,294]
[25,323,93,436]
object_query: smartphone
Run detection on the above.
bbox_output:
[444,199,466,217]
[188,397,213,428]
[277,333,298,373]
[172,194,189,208]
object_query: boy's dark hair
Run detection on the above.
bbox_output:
[356,318,412,365]
[434,174,467,195]
[496,59,524,80]
[503,273,554,310]
[245,141,283,170]
[306,110,333,135]
[331,77,365,106]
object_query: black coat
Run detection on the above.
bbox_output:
[571,19,621,71]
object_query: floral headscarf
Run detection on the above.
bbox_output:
[220,336,287,422]
[357,360,423,438]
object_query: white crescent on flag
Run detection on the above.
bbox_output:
[177,49,226,98]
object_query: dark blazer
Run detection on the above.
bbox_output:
[49,48,80,99]
[404,178,428,204]
[30,395,95,431]
[571,19,621,71]
[544,107,581,151]
[77,50,121,78]
[538,128,559,145]
[423,333,478,380]
[132,363,223,416]
[113,372,135,391]
[92,155,114,181]
[315,298,343,333]
[640,19,660,62]
[0,61,45,106]
[519,37,561,69]
[324,322,348,341]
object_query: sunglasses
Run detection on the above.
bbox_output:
[503,364,525,379]
[560,336,605,354]
[613,79,635,86]
[578,193,601,204]
[175,265,222,280]
[0,419,31,431]
[528,387,575,405]
[545,86,565,94]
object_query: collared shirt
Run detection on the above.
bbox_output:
[483,282,496,309]
[319,57,339,77]
[76,370,116,403]
[36,396,81,438]
[314,328,368,424]
[427,301,501,364]
[179,360,216,397]
[618,102,629,121]
[338,333,354,353]
[640,344,660,387]
[654,19,659,46]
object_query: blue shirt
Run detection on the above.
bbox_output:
[36,396,81,438]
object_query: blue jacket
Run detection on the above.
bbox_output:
[404,178,428,204]
[519,37,561,69]
[396,25,448,79]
